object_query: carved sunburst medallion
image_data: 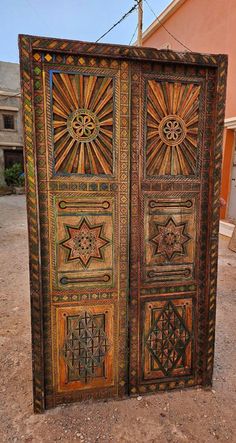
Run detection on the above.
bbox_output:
[146,80,201,176]
[52,73,113,175]
[60,218,110,268]
[67,109,100,142]
[150,217,190,260]
[159,115,186,146]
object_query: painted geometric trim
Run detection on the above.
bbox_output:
[19,34,45,413]
[205,55,228,385]
[20,34,222,67]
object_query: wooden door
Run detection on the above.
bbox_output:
[19,35,227,412]
[19,35,131,411]
[129,59,227,394]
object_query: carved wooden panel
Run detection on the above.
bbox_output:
[145,80,201,177]
[56,304,114,392]
[129,60,227,396]
[19,35,227,412]
[143,193,197,283]
[20,37,132,410]
[52,73,114,175]
[52,194,114,290]
[143,298,192,380]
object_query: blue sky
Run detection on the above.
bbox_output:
[1,0,171,63]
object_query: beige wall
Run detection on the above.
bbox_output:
[0,61,23,185]
[143,0,236,119]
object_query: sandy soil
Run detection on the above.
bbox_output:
[0,194,236,443]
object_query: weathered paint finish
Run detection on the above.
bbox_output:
[142,0,235,219]
[19,34,227,412]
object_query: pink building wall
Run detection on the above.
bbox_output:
[143,0,236,119]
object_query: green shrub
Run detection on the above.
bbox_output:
[18,174,25,187]
[4,163,24,187]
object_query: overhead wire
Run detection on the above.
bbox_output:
[144,0,192,52]
[129,24,138,45]
[96,0,142,43]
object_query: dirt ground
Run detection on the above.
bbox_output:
[0,195,236,443]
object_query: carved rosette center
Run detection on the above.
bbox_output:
[73,232,96,256]
[159,115,186,146]
[163,232,178,246]
[67,109,100,142]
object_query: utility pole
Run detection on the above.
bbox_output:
[137,0,143,46]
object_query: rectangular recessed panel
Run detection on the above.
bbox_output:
[51,72,114,176]
[52,194,115,290]
[143,298,193,380]
[143,193,197,284]
[145,79,202,178]
[56,304,114,392]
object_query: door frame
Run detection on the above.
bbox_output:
[19,34,227,412]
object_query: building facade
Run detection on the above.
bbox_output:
[0,61,23,186]
[142,0,236,227]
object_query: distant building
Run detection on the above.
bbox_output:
[142,0,236,231]
[0,61,23,186]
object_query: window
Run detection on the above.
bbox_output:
[3,114,15,130]
[4,149,24,169]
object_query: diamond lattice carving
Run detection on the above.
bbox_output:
[62,311,109,382]
[146,301,191,376]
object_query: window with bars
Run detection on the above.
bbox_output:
[3,114,15,130]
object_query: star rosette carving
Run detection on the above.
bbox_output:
[150,217,190,261]
[60,217,110,268]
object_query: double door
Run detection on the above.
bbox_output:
[19,35,227,411]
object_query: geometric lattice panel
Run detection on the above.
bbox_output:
[145,80,201,177]
[52,72,114,175]
[62,311,109,382]
[143,298,192,380]
[57,304,114,392]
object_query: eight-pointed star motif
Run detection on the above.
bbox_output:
[60,217,109,268]
[150,217,190,261]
